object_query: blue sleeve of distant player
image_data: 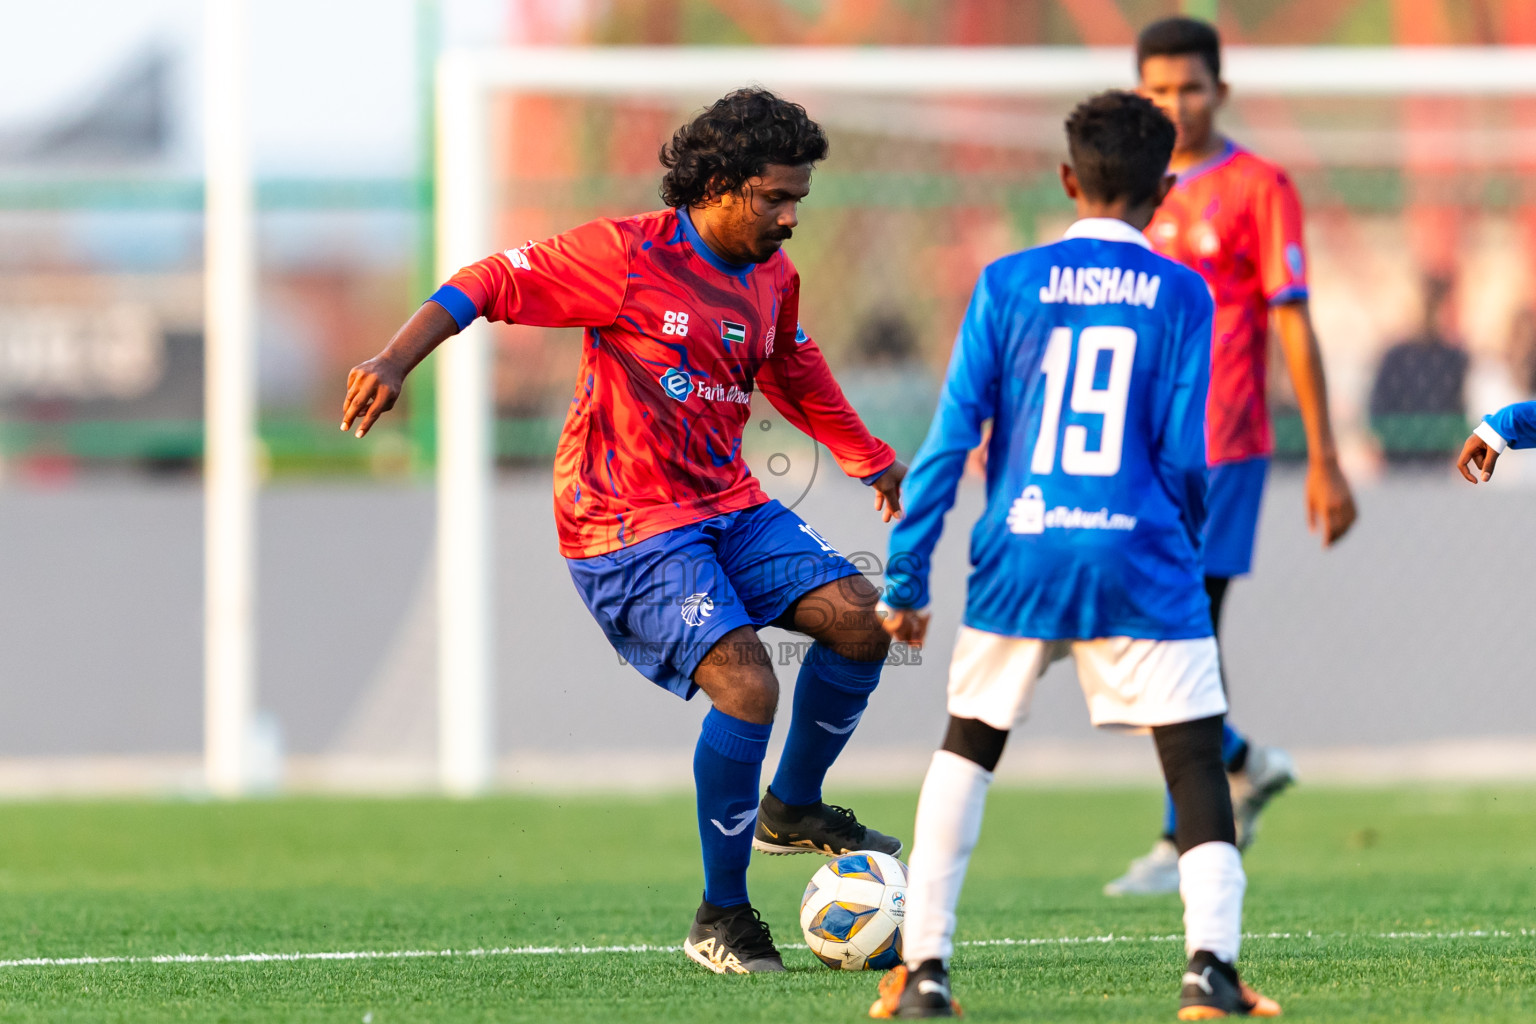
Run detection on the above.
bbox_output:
[1155,286,1214,548]
[1482,402,1536,450]
[884,271,1001,610]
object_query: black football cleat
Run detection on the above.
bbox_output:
[869,959,962,1019]
[753,788,903,857]
[683,898,785,975]
[1177,950,1281,1019]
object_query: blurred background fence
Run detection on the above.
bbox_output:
[5,0,1536,795]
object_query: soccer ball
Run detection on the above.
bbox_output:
[799,850,908,970]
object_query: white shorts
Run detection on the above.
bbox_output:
[946,626,1228,733]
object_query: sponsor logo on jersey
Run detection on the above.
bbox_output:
[663,310,690,336]
[502,240,538,270]
[720,320,747,345]
[1008,485,1137,535]
[1007,486,1046,535]
[659,367,693,402]
[693,380,751,405]
[681,591,714,626]
[1038,266,1161,309]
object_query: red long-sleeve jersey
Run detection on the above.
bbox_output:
[431,207,895,558]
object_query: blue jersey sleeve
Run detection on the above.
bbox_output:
[1154,281,1214,550]
[884,269,1001,610]
[1482,401,1536,450]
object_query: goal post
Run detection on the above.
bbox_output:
[432,44,1536,795]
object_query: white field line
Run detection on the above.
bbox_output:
[0,929,1530,970]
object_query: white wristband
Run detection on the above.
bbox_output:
[1475,420,1509,454]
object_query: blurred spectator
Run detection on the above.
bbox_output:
[1368,275,1469,463]
[837,312,940,461]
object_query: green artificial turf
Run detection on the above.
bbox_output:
[0,787,1530,1022]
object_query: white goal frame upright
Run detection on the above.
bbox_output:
[431,45,1536,795]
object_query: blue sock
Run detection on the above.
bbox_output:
[695,707,772,909]
[1164,720,1251,837]
[769,643,882,807]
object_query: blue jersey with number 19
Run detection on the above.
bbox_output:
[885,218,1215,640]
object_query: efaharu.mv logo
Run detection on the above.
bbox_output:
[659,367,693,403]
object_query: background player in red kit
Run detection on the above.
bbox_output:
[342,89,908,973]
[1105,17,1359,896]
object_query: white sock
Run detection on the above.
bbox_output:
[902,749,993,965]
[1178,840,1245,963]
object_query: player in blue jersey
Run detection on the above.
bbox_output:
[867,93,1279,1020]
[1456,403,1536,482]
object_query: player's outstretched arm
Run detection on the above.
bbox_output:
[343,220,629,439]
[1458,401,1536,483]
[756,332,902,520]
[342,300,458,438]
[1273,301,1357,546]
[880,269,1001,647]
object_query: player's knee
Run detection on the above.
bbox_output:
[835,628,891,664]
[941,715,1009,773]
[831,575,892,662]
[1152,715,1236,853]
[734,672,780,723]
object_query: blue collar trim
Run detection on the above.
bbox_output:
[1176,138,1238,185]
[676,207,754,278]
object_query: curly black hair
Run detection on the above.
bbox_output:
[659,88,828,208]
[1065,91,1177,207]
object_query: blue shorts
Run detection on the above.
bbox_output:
[566,499,863,699]
[1204,457,1269,579]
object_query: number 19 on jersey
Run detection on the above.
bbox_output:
[1030,325,1137,478]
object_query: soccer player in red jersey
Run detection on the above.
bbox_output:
[1105,18,1359,896]
[342,90,908,973]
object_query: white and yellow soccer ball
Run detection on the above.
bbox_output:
[799,850,908,970]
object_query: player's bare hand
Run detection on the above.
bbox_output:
[1306,456,1356,547]
[342,356,407,438]
[872,461,908,522]
[879,603,930,648]
[1456,433,1500,484]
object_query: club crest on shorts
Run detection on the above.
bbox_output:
[681,591,714,627]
